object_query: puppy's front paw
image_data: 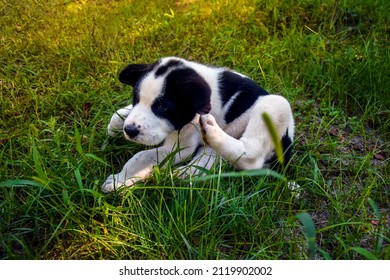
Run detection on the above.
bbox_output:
[200,114,224,147]
[101,173,137,193]
[101,174,120,193]
[107,105,133,137]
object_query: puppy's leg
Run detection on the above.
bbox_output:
[102,148,160,193]
[107,104,133,137]
[200,114,250,167]
[176,146,218,178]
[101,137,198,193]
[201,95,294,170]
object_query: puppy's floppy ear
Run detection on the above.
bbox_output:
[118,63,155,86]
[193,89,212,115]
[166,68,212,115]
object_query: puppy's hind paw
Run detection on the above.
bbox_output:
[200,114,224,147]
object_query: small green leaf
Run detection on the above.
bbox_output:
[368,198,382,220]
[62,189,69,205]
[74,125,83,155]
[296,212,316,259]
[317,247,332,260]
[74,165,83,189]
[32,141,48,183]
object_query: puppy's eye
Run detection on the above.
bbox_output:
[157,102,167,112]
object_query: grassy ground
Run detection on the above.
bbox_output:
[0,0,389,260]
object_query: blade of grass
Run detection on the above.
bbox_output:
[32,140,48,184]
[350,247,378,260]
[192,168,286,182]
[262,112,284,165]
[85,153,108,165]
[0,179,47,188]
[368,198,382,220]
[74,124,83,155]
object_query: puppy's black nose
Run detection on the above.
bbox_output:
[124,124,140,138]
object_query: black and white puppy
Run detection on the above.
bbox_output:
[102,57,294,193]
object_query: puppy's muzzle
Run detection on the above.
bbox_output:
[124,124,140,139]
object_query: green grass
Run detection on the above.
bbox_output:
[0,0,389,259]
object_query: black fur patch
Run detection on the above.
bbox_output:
[155,60,184,77]
[152,68,211,130]
[219,71,242,106]
[219,71,268,123]
[265,129,293,168]
[132,85,140,105]
[119,62,157,86]
[119,62,158,105]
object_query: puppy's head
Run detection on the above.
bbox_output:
[118,58,211,146]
